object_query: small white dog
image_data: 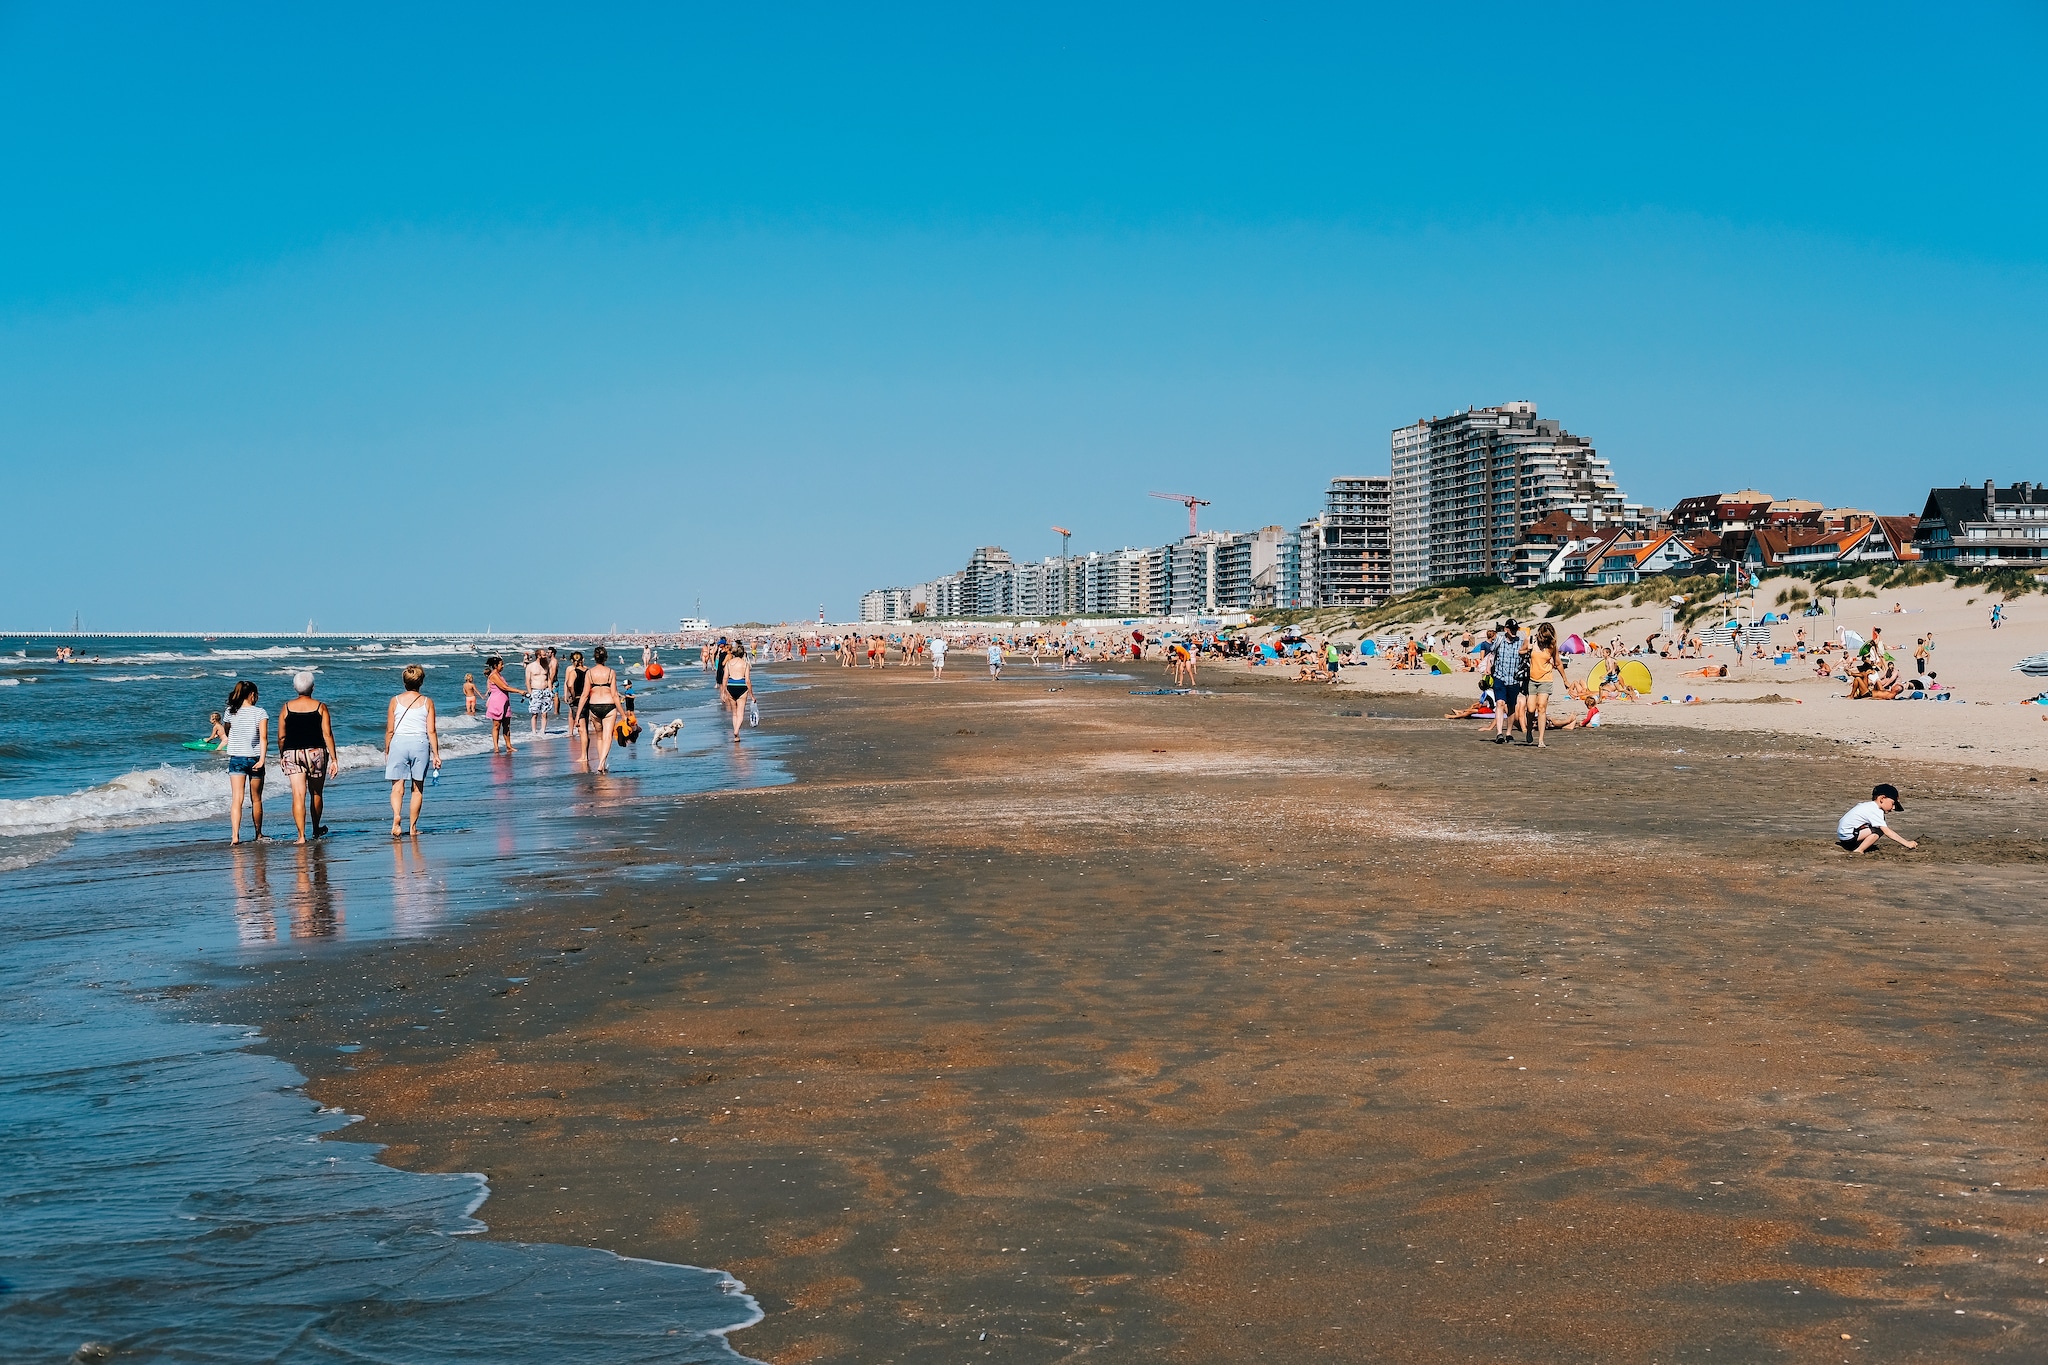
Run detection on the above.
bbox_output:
[651,719,685,748]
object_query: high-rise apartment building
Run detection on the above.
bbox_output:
[1274,534,1303,609]
[1390,422,1431,593]
[1214,526,1290,609]
[1390,403,1637,587]
[1010,557,1068,618]
[1318,476,1392,607]
[1293,517,1322,609]
[1164,532,1231,615]
[961,546,1015,616]
[1082,549,1150,615]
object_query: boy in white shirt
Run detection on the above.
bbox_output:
[1836,783,1916,853]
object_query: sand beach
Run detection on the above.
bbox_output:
[1316,574,2048,771]
[215,652,2048,1362]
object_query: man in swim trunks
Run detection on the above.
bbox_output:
[525,651,551,738]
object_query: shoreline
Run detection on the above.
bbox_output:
[215,665,2048,1362]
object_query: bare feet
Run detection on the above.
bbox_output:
[390,824,402,839]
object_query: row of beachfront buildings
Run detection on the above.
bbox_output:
[859,401,2048,621]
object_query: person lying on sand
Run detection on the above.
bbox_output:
[1535,679,1600,730]
[1836,784,1916,853]
[1445,677,1497,720]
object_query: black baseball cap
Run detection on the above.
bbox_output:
[1872,783,1904,809]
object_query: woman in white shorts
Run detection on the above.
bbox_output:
[383,663,441,838]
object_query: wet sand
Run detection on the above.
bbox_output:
[220,665,2048,1361]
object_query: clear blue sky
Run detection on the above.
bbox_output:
[5,3,2044,630]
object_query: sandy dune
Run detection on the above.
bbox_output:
[1297,576,2048,770]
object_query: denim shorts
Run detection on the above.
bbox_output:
[227,755,260,776]
[385,738,432,782]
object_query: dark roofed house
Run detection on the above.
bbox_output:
[1917,481,2048,566]
[1744,522,1898,572]
[1509,512,1604,586]
[1876,516,1923,562]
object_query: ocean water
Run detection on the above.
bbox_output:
[0,635,782,1362]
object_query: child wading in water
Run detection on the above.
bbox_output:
[462,673,480,716]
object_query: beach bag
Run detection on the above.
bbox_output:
[746,696,759,728]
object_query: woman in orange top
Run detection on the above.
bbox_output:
[1526,622,1566,749]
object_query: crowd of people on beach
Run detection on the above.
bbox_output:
[209,639,753,846]
[196,606,1942,860]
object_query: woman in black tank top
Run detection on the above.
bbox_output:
[277,671,338,844]
[565,651,588,736]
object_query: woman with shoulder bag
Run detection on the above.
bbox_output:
[383,664,441,838]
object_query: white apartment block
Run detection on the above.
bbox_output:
[1082,549,1150,616]
[1214,526,1289,609]
[1292,517,1322,609]
[1390,402,1636,588]
[1010,557,1071,619]
[1165,532,1230,616]
[1143,545,1173,617]
[859,587,917,623]
[925,573,963,619]
[1390,420,1430,593]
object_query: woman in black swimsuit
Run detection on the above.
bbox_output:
[563,650,588,737]
[577,646,624,773]
[723,643,753,741]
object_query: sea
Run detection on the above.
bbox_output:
[0,635,782,1363]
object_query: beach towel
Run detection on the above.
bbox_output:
[2013,653,2048,678]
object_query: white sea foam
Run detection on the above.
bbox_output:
[0,765,227,838]
[0,679,19,687]
[0,728,498,845]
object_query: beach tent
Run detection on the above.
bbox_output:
[2014,652,2048,678]
[1563,633,1587,654]
[1841,629,1864,653]
[1357,639,1378,657]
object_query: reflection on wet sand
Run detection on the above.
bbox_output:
[389,837,444,935]
[288,843,343,939]
[229,844,275,942]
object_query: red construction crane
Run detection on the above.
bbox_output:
[1149,491,1211,537]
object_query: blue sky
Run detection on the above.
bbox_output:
[4,3,2044,630]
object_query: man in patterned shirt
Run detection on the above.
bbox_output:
[1491,619,1527,745]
